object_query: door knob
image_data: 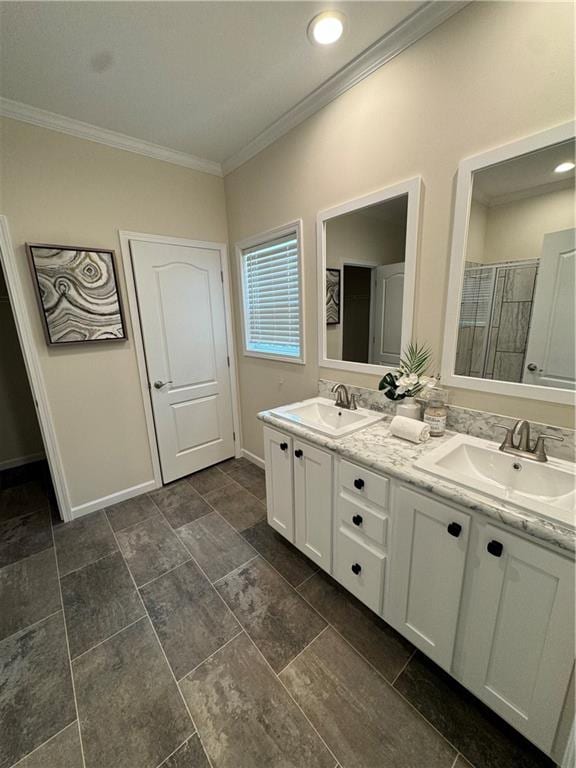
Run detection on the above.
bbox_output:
[526,363,538,372]
[153,380,173,389]
[447,522,462,538]
[352,514,363,526]
[487,540,504,558]
[280,442,288,452]
[294,449,303,458]
[351,562,362,575]
[353,478,365,490]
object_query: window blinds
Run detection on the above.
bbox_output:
[242,232,301,358]
[459,267,495,328]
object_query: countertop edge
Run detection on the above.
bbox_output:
[258,411,576,557]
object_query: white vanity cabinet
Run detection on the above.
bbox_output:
[263,426,333,570]
[385,486,471,670]
[456,522,575,753]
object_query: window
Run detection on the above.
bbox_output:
[238,222,304,362]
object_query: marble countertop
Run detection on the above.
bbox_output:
[258,410,576,556]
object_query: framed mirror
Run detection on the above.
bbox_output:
[317,178,421,375]
[442,123,575,404]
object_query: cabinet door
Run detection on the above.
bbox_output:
[293,439,333,571]
[263,427,294,542]
[386,486,470,670]
[461,524,575,753]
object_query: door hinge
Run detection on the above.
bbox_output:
[220,270,224,283]
[233,431,236,441]
[227,355,230,367]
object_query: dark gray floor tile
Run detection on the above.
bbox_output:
[16,721,83,768]
[217,457,251,475]
[456,757,474,768]
[106,494,160,532]
[0,480,48,522]
[73,618,193,768]
[394,652,554,768]
[299,571,414,681]
[0,508,52,569]
[140,560,239,680]
[0,548,60,641]
[0,612,76,768]
[180,632,334,768]
[186,466,233,496]
[151,480,213,529]
[227,463,266,500]
[61,551,145,658]
[204,484,265,532]
[162,735,211,768]
[216,557,326,672]
[281,628,455,768]
[177,512,256,582]
[242,520,317,587]
[54,511,118,576]
[116,515,190,586]
[164,495,212,530]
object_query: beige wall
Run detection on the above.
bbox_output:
[225,1,575,459]
[0,264,44,468]
[0,118,227,507]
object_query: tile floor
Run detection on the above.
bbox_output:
[0,458,556,768]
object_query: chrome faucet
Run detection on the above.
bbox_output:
[331,383,358,410]
[496,420,563,463]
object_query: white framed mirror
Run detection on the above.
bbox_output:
[442,122,575,405]
[317,177,421,376]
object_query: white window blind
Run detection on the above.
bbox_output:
[241,231,301,359]
[459,268,494,328]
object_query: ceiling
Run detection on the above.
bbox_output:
[473,139,576,205]
[0,1,433,168]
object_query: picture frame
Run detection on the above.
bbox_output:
[326,267,341,325]
[26,243,128,345]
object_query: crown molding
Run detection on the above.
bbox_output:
[222,1,468,175]
[0,98,223,177]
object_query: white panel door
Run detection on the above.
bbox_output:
[387,486,470,670]
[461,524,575,753]
[263,427,294,541]
[523,228,575,389]
[294,440,332,571]
[370,263,404,366]
[131,239,235,483]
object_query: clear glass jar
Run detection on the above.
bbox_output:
[423,381,448,436]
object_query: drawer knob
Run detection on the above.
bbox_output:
[354,478,365,490]
[447,522,462,538]
[280,442,288,452]
[352,514,363,526]
[294,449,303,458]
[487,539,504,558]
[351,562,362,575]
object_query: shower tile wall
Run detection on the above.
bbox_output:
[456,263,538,382]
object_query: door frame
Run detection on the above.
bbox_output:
[0,215,73,520]
[119,230,242,488]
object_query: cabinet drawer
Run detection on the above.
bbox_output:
[336,494,388,547]
[333,526,386,613]
[339,460,389,509]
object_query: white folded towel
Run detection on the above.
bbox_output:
[390,415,430,444]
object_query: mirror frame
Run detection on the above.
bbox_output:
[317,177,422,376]
[441,121,575,405]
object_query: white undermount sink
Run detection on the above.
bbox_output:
[416,434,576,528]
[271,397,382,438]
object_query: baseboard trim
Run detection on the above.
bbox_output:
[0,452,45,471]
[241,448,265,470]
[70,479,159,519]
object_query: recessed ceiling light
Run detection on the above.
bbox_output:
[554,161,575,173]
[308,11,346,46]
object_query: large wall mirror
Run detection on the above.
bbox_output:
[443,123,575,404]
[317,178,421,375]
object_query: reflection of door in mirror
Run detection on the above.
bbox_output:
[325,194,407,366]
[455,138,575,390]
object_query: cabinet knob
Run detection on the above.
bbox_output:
[351,562,362,575]
[352,514,363,527]
[487,539,504,558]
[447,522,462,538]
[294,449,303,458]
[353,478,365,490]
[279,442,288,452]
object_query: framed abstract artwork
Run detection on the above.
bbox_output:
[26,244,127,345]
[326,268,341,325]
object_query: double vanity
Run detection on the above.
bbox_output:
[259,395,575,763]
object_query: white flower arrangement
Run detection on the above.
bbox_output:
[378,342,435,401]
